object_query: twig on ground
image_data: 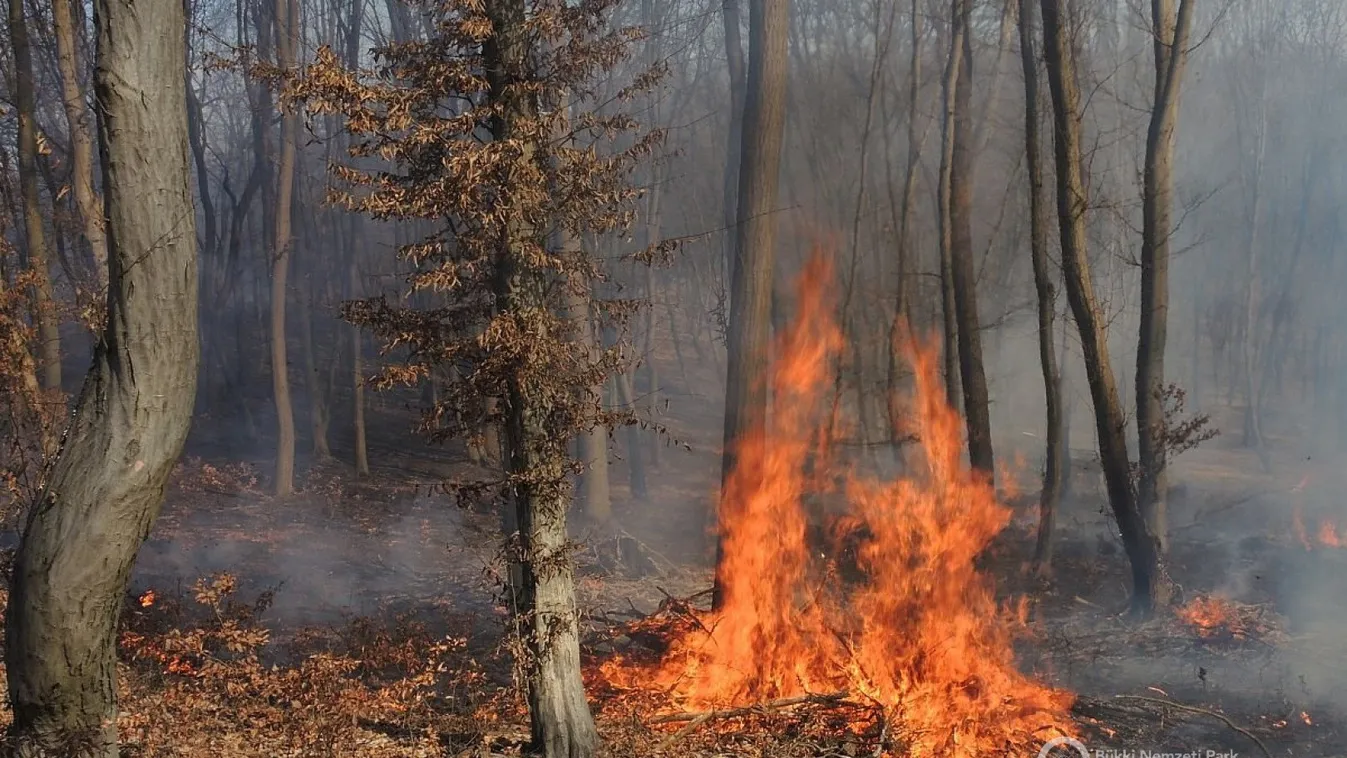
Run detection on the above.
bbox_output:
[871,707,890,758]
[649,690,852,725]
[1112,695,1272,758]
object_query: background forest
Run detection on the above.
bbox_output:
[2,0,1347,756]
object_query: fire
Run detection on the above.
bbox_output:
[1177,595,1240,639]
[603,251,1072,755]
[1317,519,1342,548]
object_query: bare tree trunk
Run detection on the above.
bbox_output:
[348,224,369,476]
[1041,0,1168,616]
[949,0,994,475]
[1019,0,1063,573]
[714,0,789,611]
[1237,87,1269,469]
[937,10,963,411]
[886,0,924,440]
[566,268,612,529]
[1135,0,1195,554]
[271,0,298,496]
[721,0,747,283]
[484,1,598,754]
[615,368,648,500]
[300,275,332,460]
[8,0,63,391]
[4,0,199,748]
[51,0,108,292]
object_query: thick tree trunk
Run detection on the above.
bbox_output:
[271,0,298,496]
[714,0,790,611]
[1019,0,1063,573]
[4,0,199,749]
[484,1,598,754]
[1041,0,1169,616]
[1135,0,1195,554]
[51,0,109,291]
[949,0,994,475]
[8,0,62,392]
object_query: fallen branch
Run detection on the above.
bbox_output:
[649,690,851,725]
[1112,695,1271,758]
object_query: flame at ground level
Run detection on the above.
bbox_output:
[601,250,1073,755]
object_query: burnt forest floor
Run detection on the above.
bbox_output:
[1,375,1344,756]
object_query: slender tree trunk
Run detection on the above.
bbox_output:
[301,275,332,460]
[721,0,747,284]
[886,0,924,440]
[949,0,994,475]
[348,224,369,476]
[1041,0,1168,616]
[1238,89,1269,469]
[615,368,648,500]
[1135,0,1195,554]
[1019,0,1063,573]
[271,0,298,496]
[714,0,790,611]
[51,0,108,292]
[484,1,598,754]
[8,0,62,392]
[937,12,963,411]
[4,0,199,749]
[567,269,612,529]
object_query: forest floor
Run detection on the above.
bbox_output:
[1,369,1344,756]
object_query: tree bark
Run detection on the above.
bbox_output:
[936,9,963,412]
[51,0,109,292]
[271,0,298,496]
[1040,0,1168,615]
[714,0,790,611]
[1135,0,1195,554]
[721,0,747,284]
[4,0,199,748]
[615,368,648,501]
[886,0,925,440]
[566,268,612,529]
[949,0,994,475]
[8,0,63,391]
[1019,0,1063,573]
[484,1,598,754]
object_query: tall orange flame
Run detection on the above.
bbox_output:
[605,249,1072,755]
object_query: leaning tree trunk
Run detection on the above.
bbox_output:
[714,0,790,611]
[948,0,994,476]
[1041,0,1168,616]
[4,0,199,749]
[484,2,599,755]
[1135,0,1194,555]
[8,0,62,392]
[1019,0,1064,573]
